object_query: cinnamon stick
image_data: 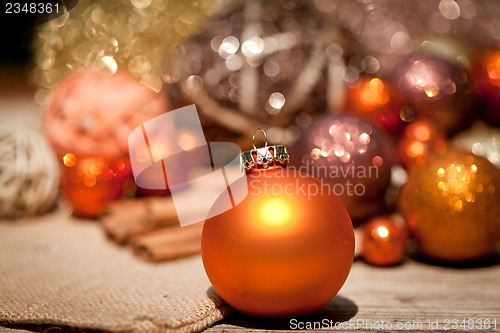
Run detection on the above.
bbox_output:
[101,196,179,244]
[131,223,204,262]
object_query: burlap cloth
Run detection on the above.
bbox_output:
[0,211,232,332]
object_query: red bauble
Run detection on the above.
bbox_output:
[344,76,408,134]
[471,50,500,126]
[290,114,394,221]
[361,217,408,266]
[202,168,354,317]
[393,55,473,134]
[398,120,447,170]
[61,154,132,218]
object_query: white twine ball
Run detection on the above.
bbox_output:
[0,114,59,219]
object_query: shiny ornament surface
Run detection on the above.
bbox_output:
[45,70,168,158]
[399,149,500,262]
[344,76,408,134]
[452,124,500,169]
[393,55,473,134]
[167,0,348,143]
[290,114,394,221]
[202,168,354,317]
[398,120,447,169]
[361,216,408,266]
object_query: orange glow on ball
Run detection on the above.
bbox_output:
[398,120,447,169]
[486,52,500,86]
[344,76,408,134]
[414,125,431,141]
[255,196,295,229]
[374,226,389,238]
[359,78,390,107]
[408,141,425,157]
[472,50,500,126]
[63,153,77,167]
[201,169,355,317]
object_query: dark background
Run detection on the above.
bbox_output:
[0,7,34,66]
[0,8,33,95]
[0,0,78,94]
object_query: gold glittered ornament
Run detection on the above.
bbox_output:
[399,149,500,262]
[32,0,231,103]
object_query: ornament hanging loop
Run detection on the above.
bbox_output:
[242,128,289,173]
[252,128,268,149]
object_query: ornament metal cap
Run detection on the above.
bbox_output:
[241,128,289,173]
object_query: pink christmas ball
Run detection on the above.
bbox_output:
[289,113,394,221]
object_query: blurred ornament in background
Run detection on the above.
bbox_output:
[44,70,169,217]
[0,114,59,219]
[361,216,408,266]
[398,120,447,169]
[32,0,229,97]
[330,0,500,72]
[399,149,500,262]
[290,114,394,221]
[61,154,132,218]
[472,49,500,125]
[44,70,169,158]
[330,0,417,60]
[344,75,409,134]
[452,123,500,169]
[167,0,349,143]
[392,55,474,134]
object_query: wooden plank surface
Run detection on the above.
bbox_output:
[206,257,500,332]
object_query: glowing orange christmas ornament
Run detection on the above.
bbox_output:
[399,149,500,262]
[344,76,408,133]
[361,217,408,266]
[398,120,447,169]
[472,50,500,126]
[202,130,355,317]
[61,154,132,218]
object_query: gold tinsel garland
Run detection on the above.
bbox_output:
[32,0,232,105]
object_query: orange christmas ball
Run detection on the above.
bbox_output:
[398,120,447,170]
[472,49,500,126]
[361,217,408,266]
[61,154,132,218]
[399,149,500,262]
[201,168,355,317]
[344,76,408,134]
